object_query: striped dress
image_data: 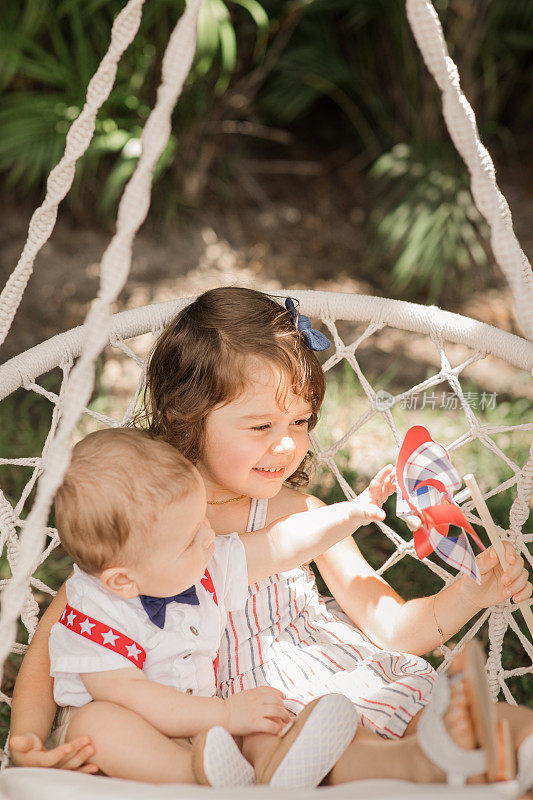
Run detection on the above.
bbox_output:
[218,498,436,738]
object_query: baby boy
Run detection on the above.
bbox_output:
[48,427,387,787]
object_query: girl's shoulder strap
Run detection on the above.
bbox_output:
[246,498,268,532]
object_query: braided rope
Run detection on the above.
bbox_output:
[0,0,147,350]
[405,0,533,341]
[0,0,202,681]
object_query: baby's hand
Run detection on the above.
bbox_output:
[223,686,291,736]
[9,733,98,773]
[459,541,532,610]
[358,464,396,508]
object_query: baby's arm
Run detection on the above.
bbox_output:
[81,669,289,737]
[9,580,96,771]
[241,468,392,584]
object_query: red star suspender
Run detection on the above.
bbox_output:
[200,569,220,683]
[59,604,146,669]
[61,572,219,680]
[200,568,218,606]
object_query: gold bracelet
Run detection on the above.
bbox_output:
[432,593,446,654]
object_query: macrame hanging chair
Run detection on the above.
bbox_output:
[0,1,532,798]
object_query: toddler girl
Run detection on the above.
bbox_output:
[137,285,533,783]
[10,286,533,786]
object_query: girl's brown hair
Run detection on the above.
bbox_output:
[139,287,326,486]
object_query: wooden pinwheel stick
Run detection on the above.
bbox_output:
[464,473,533,639]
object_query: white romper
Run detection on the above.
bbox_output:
[218,498,436,738]
[50,534,248,707]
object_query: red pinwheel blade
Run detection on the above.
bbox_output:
[396,425,486,582]
[424,502,485,551]
[413,526,433,559]
[396,426,438,509]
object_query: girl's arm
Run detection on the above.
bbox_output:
[316,522,531,655]
[315,535,479,654]
[9,579,96,771]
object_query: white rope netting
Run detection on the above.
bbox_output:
[0,295,532,742]
[0,0,532,770]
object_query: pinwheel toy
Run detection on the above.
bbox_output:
[395,425,485,582]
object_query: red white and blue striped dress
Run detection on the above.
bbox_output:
[218,498,436,738]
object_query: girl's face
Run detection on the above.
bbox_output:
[198,360,312,500]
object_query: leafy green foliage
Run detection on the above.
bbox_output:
[258,0,430,156]
[368,143,490,302]
[1,0,532,293]
[254,0,532,300]
[0,0,270,218]
[258,0,533,147]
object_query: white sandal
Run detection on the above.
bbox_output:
[517,733,533,795]
[191,726,255,787]
[417,640,514,786]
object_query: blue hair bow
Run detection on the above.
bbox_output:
[285,298,331,352]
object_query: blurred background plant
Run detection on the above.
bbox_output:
[1,0,531,297]
[368,143,490,303]
[0,0,271,219]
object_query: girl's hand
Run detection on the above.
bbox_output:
[224,686,291,736]
[458,541,532,611]
[9,733,98,773]
[358,465,396,508]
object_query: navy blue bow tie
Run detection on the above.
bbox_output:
[139,585,199,629]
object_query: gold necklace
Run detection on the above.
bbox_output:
[206,494,248,506]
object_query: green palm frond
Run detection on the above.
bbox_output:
[1,0,530,222]
[0,94,74,190]
[229,0,269,61]
[369,143,490,303]
[0,0,270,212]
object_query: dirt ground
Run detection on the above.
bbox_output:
[1,157,532,401]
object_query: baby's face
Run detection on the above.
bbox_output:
[132,472,215,597]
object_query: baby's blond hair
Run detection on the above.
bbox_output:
[55,428,198,574]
